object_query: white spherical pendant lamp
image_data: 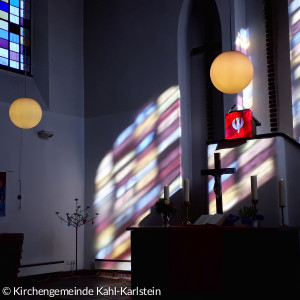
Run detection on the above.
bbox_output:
[9,97,42,129]
[210,50,254,94]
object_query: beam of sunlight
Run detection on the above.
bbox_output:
[207,139,276,214]
[94,86,182,269]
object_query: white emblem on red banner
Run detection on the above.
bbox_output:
[232,117,244,132]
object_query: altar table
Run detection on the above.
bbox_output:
[128,225,300,296]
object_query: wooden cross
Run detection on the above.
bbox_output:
[201,152,236,214]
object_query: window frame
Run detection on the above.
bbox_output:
[0,0,32,76]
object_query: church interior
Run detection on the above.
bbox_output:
[1,0,300,297]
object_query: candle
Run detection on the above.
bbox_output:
[251,175,258,200]
[278,179,286,207]
[164,185,169,200]
[184,178,190,203]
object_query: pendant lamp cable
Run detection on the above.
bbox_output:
[229,0,233,51]
[18,46,27,209]
[24,46,27,97]
[18,129,23,209]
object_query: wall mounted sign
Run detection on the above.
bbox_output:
[225,109,253,139]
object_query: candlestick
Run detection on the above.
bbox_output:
[279,205,288,228]
[164,185,169,200]
[251,175,258,200]
[251,199,258,211]
[181,201,191,226]
[184,178,190,203]
[55,198,99,273]
[278,179,286,207]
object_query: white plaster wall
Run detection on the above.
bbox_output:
[0,0,85,276]
[0,105,84,276]
[283,137,300,227]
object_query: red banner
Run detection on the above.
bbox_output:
[225,110,252,139]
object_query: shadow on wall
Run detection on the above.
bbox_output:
[93,86,183,270]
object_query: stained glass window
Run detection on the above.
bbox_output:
[0,0,31,74]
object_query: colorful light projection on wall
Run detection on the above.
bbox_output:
[235,28,253,110]
[207,138,276,214]
[0,0,31,73]
[94,86,182,270]
[288,0,300,142]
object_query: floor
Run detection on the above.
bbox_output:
[8,271,134,299]
[5,269,294,299]
[8,271,236,299]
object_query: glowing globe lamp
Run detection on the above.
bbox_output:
[210,50,254,94]
[9,98,42,129]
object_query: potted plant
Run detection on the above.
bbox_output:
[225,205,264,227]
[238,205,264,227]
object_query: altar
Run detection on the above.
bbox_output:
[128,225,300,296]
[204,133,300,228]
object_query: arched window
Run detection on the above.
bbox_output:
[288,0,300,142]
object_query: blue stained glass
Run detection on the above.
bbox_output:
[10,50,19,61]
[10,14,19,24]
[10,5,19,16]
[20,62,29,72]
[20,36,29,46]
[20,27,29,37]
[0,19,8,30]
[11,0,20,8]
[20,53,29,64]
[0,47,8,57]
[0,0,30,73]
[0,1,9,12]
[20,9,29,19]
[0,28,8,40]
[9,41,18,52]
[0,56,8,65]
[10,59,18,68]
[10,32,19,43]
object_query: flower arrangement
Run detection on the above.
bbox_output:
[155,198,176,216]
[238,205,264,225]
[225,205,264,226]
